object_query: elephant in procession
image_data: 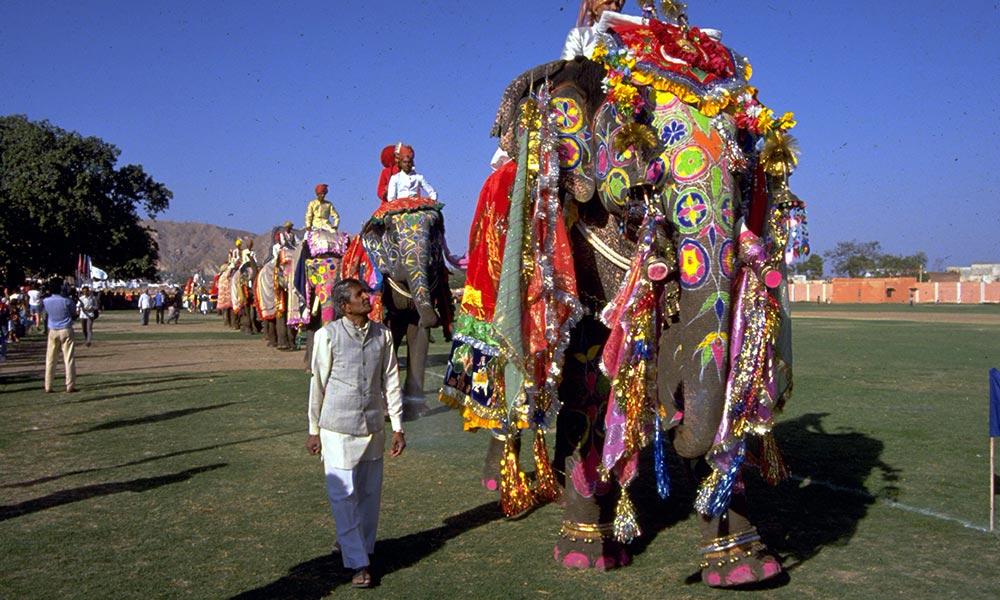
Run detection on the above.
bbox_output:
[352,199,458,414]
[255,226,299,350]
[440,10,807,588]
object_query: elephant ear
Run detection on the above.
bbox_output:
[492,59,567,156]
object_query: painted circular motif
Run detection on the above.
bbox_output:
[558,137,582,170]
[717,195,734,230]
[601,168,630,206]
[645,157,666,187]
[553,97,583,134]
[719,238,735,280]
[660,118,689,147]
[596,142,610,179]
[678,238,710,289]
[673,189,711,233]
[672,145,709,182]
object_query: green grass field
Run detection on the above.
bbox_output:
[2,308,1000,599]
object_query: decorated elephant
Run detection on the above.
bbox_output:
[440,7,807,588]
[349,198,458,413]
[255,225,298,350]
[286,228,351,329]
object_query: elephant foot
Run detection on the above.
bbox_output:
[700,531,782,588]
[554,522,630,570]
[402,400,429,421]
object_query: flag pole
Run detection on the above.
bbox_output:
[991,437,995,532]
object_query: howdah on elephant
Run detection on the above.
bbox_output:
[441,8,807,588]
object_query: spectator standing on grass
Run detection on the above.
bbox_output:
[27,282,43,331]
[305,278,406,589]
[138,289,152,325]
[42,279,77,393]
[76,286,97,346]
[154,289,165,324]
[0,296,10,360]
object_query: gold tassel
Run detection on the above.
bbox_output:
[759,131,800,178]
[759,432,789,485]
[532,430,562,503]
[613,486,642,543]
[500,436,536,516]
[613,122,658,157]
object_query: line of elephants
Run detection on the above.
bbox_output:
[217,9,807,590]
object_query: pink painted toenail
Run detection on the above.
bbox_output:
[562,552,591,569]
[725,564,755,585]
[763,560,782,578]
[706,572,722,586]
[593,556,615,570]
[482,478,498,491]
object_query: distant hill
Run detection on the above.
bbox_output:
[144,220,276,282]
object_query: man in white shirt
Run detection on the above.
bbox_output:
[137,289,152,326]
[386,144,437,202]
[561,0,626,59]
[305,278,405,588]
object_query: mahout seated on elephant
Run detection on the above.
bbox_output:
[440,5,807,588]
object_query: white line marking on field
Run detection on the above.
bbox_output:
[791,475,997,534]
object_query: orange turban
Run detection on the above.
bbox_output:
[395,143,414,160]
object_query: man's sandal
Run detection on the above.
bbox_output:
[351,567,372,589]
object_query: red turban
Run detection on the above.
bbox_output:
[395,143,414,160]
[315,183,328,195]
[380,145,396,168]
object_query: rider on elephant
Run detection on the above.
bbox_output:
[376,145,400,203]
[386,144,437,204]
[305,183,340,232]
[561,0,626,59]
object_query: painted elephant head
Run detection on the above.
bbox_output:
[361,206,451,331]
[444,12,806,586]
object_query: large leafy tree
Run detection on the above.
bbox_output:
[825,239,927,279]
[825,240,882,278]
[0,115,171,285]
[793,253,825,279]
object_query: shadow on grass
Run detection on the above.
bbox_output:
[1,430,298,489]
[0,463,227,522]
[748,411,896,572]
[230,501,504,598]
[587,411,892,585]
[67,382,208,405]
[66,401,246,435]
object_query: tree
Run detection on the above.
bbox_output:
[0,115,171,285]
[793,253,825,279]
[825,240,882,278]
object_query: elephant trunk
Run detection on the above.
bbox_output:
[393,213,443,328]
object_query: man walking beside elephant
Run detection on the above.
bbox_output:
[305,278,406,588]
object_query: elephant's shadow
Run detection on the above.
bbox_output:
[628,412,894,573]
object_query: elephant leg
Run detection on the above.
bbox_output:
[554,451,629,570]
[263,319,276,346]
[276,314,291,350]
[684,458,782,587]
[552,318,629,570]
[389,316,430,420]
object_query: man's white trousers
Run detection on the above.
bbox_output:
[321,430,383,570]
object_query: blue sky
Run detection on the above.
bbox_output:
[2,0,998,270]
